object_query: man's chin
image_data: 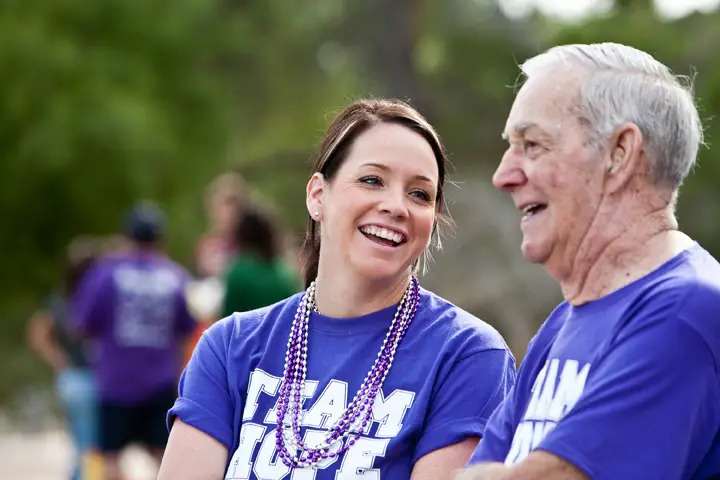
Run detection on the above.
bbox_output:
[520,241,548,264]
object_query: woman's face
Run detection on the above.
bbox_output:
[207,192,242,237]
[307,122,439,283]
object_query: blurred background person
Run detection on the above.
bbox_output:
[26,236,115,480]
[194,171,249,279]
[183,171,250,362]
[221,202,300,317]
[5,2,720,478]
[72,202,196,480]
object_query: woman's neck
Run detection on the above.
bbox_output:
[312,270,411,318]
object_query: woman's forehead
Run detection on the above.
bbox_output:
[341,123,439,178]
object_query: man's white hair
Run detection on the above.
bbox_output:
[521,42,703,189]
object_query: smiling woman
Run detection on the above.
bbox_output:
[305,120,440,302]
[302,99,451,291]
[158,99,516,480]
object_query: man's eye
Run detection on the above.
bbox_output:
[523,141,541,153]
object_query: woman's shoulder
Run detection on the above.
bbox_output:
[417,287,511,354]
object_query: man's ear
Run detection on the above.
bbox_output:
[606,122,644,190]
[306,173,326,220]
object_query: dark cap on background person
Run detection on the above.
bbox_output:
[124,201,166,244]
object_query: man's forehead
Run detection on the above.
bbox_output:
[507,121,540,134]
[504,113,573,141]
[503,75,580,137]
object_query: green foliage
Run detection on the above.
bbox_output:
[0,0,241,403]
[2,0,720,407]
[0,0,360,406]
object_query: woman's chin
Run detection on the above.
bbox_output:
[351,260,410,283]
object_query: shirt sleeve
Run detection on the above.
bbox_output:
[167,324,235,449]
[466,377,522,465]
[72,263,112,336]
[468,325,555,466]
[413,348,516,463]
[535,316,717,480]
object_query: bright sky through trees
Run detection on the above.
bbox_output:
[499,0,720,21]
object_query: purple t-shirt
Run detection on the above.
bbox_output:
[73,250,196,404]
[469,244,720,480]
[169,287,516,479]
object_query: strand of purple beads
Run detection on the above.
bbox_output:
[274,276,420,468]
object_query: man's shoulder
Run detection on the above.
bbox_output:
[609,245,720,368]
[671,258,720,366]
[79,254,120,288]
[526,302,572,353]
[643,244,720,324]
[90,253,123,272]
[609,244,720,320]
[655,243,720,290]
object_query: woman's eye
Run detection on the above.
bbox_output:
[410,190,431,203]
[360,176,382,186]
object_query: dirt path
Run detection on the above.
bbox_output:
[0,429,157,480]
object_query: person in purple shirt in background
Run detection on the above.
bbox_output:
[157,98,516,480]
[73,201,196,480]
[456,43,720,480]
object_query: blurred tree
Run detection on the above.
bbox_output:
[0,0,356,405]
[615,0,653,11]
[2,0,720,408]
[0,0,216,403]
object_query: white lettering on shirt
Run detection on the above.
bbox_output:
[505,359,591,465]
[225,369,415,479]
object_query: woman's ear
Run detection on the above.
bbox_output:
[306,173,325,220]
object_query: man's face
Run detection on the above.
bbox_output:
[493,69,608,277]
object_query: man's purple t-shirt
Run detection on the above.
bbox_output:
[169,287,516,479]
[73,250,196,404]
[469,244,720,480]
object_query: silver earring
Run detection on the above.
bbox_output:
[314,211,319,218]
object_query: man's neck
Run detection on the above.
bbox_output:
[131,242,159,254]
[557,207,692,306]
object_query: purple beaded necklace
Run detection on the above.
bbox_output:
[274,275,420,468]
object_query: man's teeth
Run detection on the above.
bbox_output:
[361,226,404,244]
[523,204,541,214]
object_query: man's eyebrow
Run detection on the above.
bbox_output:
[502,122,547,141]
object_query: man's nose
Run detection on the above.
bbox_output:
[492,151,527,192]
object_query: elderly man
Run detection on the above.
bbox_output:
[458,43,720,479]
